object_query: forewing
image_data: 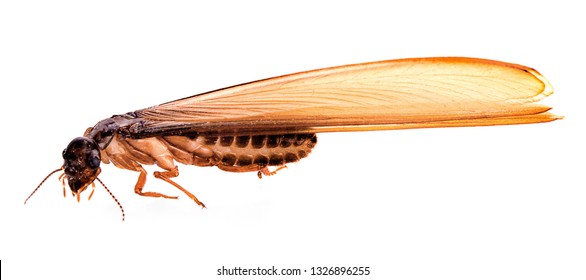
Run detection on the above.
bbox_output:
[133,57,557,137]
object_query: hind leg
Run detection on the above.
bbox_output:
[257,165,288,178]
[217,164,288,179]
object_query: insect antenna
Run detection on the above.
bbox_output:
[96,177,125,221]
[24,167,63,205]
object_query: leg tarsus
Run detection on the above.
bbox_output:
[154,167,206,208]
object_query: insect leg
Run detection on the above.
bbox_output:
[153,166,206,208]
[133,166,179,199]
[217,164,288,178]
[257,165,288,179]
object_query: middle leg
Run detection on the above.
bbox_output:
[134,165,179,199]
[154,166,206,208]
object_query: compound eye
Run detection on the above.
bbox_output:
[88,155,100,169]
[62,150,77,161]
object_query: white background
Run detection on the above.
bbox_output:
[0,1,584,279]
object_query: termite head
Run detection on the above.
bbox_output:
[25,136,125,221]
[62,137,101,198]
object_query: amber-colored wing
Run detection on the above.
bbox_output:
[133,57,559,137]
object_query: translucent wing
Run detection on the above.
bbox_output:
[133,57,558,137]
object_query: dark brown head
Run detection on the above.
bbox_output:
[25,135,124,220]
[62,137,101,199]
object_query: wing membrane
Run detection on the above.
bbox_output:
[133,57,558,136]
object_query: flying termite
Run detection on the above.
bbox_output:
[25,57,560,220]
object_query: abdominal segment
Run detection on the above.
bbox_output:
[161,133,317,172]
